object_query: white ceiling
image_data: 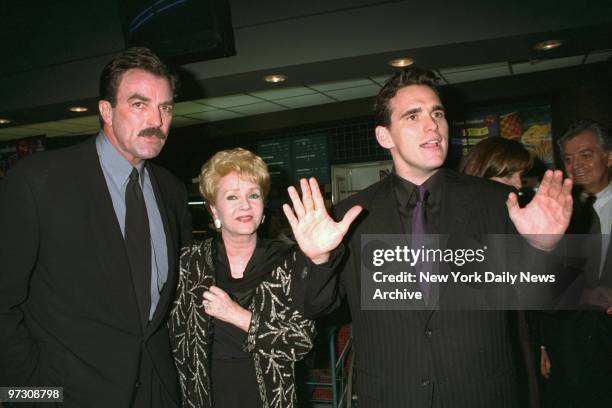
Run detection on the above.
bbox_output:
[0,49,609,141]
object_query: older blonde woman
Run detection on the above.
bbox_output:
[169,148,360,408]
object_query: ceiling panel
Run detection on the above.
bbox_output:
[439,62,510,84]
[227,101,287,115]
[60,115,100,127]
[45,129,93,138]
[172,101,216,115]
[585,49,612,63]
[310,78,376,92]
[25,121,93,132]
[196,94,262,108]
[249,86,317,100]
[0,127,44,138]
[511,55,585,75]
[185,110,243,121]
[370,75,392,86]
[1,48,608,141]
[324,84,380,101]
[275,93,336,108]
[171,116,205,127]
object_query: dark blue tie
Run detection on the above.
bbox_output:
[125,168,151,329]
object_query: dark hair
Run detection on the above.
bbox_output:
[558,119,612,152]
[462,137,533,179]
[374,67,440,127]
[99,47,176,106]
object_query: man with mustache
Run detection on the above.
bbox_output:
[0,47,192,407]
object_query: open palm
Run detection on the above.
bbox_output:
[283,178,362,264]
[507,170,573,251]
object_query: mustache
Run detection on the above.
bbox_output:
[138,127,167,139]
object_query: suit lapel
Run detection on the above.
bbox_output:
[425,169,475,323]
[368,176,404,234]
[439,169,473,235]
[75,138,142,332]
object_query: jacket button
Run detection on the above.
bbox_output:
[425,329,433,337]
[135,381,141,389]
[420,379,431,387]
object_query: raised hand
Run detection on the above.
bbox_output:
[506,170,573,251]
[283,178,362,264]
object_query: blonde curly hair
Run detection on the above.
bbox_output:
[199,148,270,205]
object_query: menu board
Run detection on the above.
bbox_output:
[293,134,329,183]
[257,134,331,185]
[451,114,498,157]
[257,139,292,183]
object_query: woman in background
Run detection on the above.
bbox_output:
[462,137,533,190]
[169,148,360,408]
[462,137,539,408]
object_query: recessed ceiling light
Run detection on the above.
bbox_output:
[69,106,88,112]
[0,118,11,124]
[533,39,563,51]
[389,58,415,67]
[263,74,287,83]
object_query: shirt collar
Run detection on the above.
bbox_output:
[392,170,442,208]
[595,182,612,200]
[594,182,612,210]
[96,131,145,187]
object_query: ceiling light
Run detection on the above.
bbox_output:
[69,106,88,112]
[0,118,11,124]
[533,40,563,51]
[389,58,415,67]
[263,74,287,83]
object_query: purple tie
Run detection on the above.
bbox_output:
[412,185,430,302]
[411,185,428,235]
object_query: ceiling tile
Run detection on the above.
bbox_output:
[324,84,380,101]
[228,102,288,115]
[172,101,216,115]
[60,115,100,127]
[185,110,243,122]
[370,75,391,86]
[171,115,205,127]
[585,49,612,64]
[44,129,92,138]
[439,62,510,84]
[275,93,336,109]
[310,78,376,92]
[195,94,261,108]
[25,121,94,132]
[1,127,48,137]
[250,86,317,100]
[512,55,584,75]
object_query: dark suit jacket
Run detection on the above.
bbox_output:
[301,169,532,408]
[536,190,612,407]
[0,137,192,407]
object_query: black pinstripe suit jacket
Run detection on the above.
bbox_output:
[301,168,528,408]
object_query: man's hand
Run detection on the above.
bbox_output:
[540,346,551,379]
[581,286,612,314]
[283,178,362,264]
[506,170,573,251]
